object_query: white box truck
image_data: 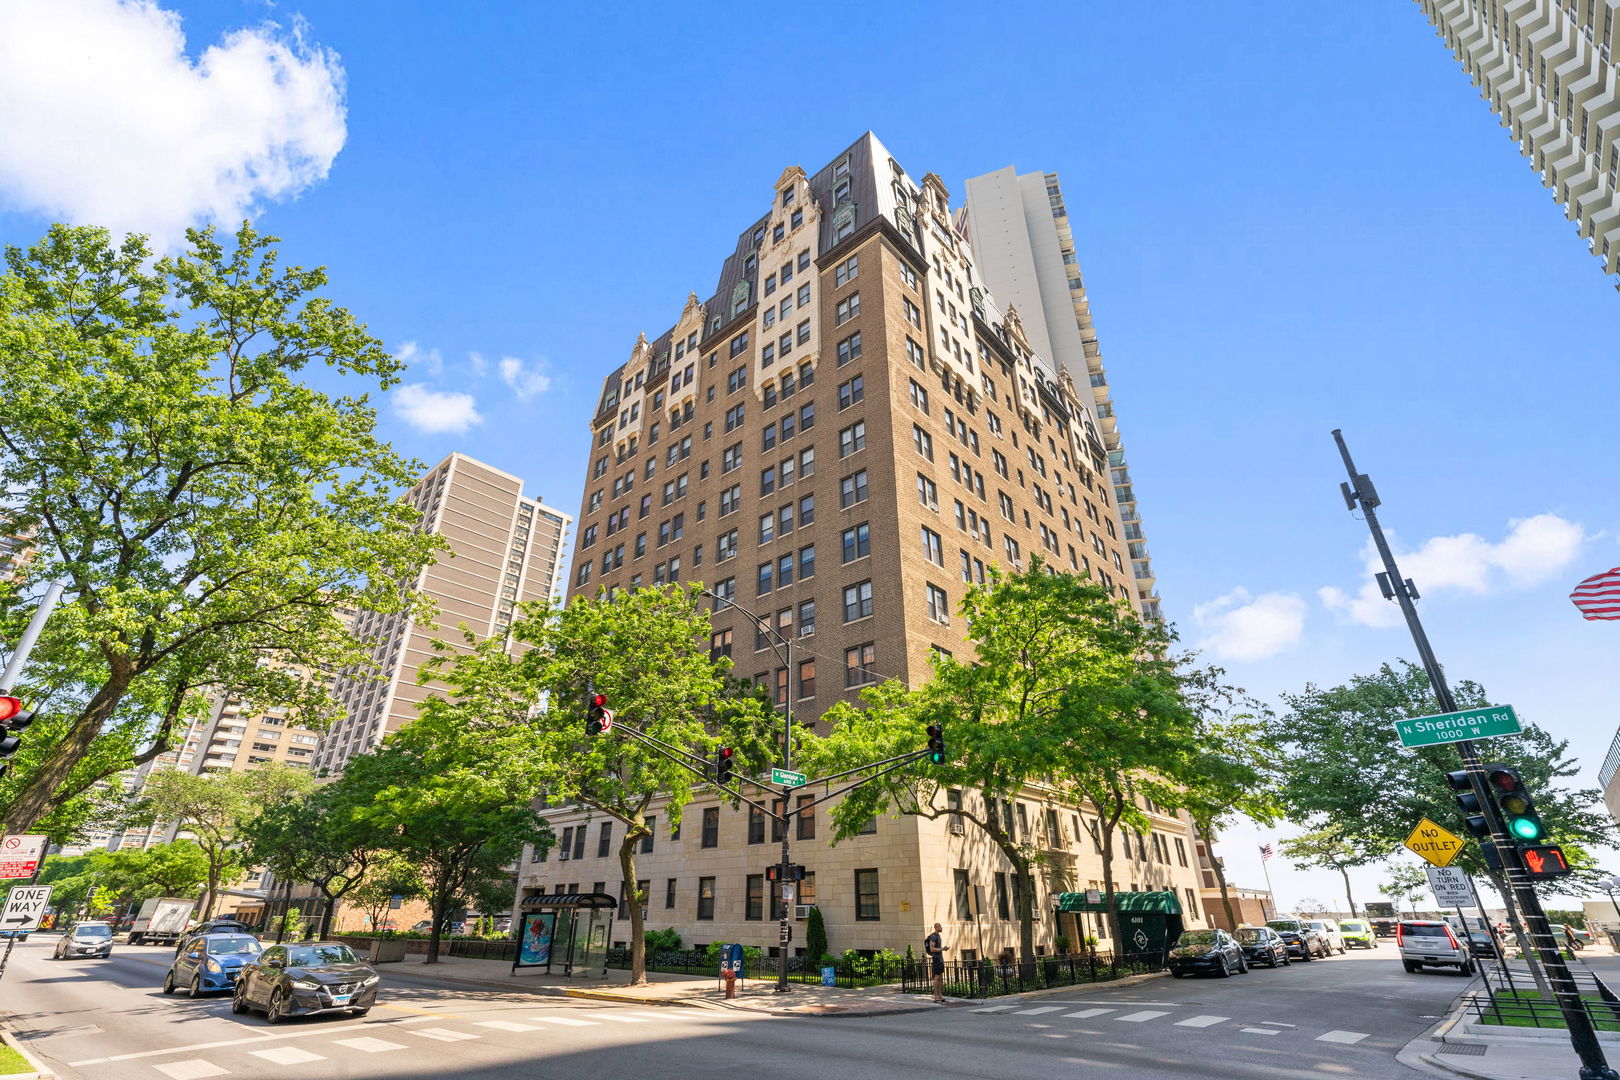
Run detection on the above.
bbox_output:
[128,897,193,945]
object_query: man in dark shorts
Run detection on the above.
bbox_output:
[924,922,948,1003]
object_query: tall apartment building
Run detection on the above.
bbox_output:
[1414,0,1620,282]
[961,167,1159,619]
[528,133,1202,960]
[190,692,323,775]
[314,452,571,774]
[103,710,212,850]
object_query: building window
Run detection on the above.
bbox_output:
[798,597,816,637]
[836,332,862,366]
[798,657,816,698]
[844,643,876,687]
[835,294,860,325]
[701,807,719,848]
[746,874,764,921]
[921,526,943,566]
[838,375,864,409]
[598,821,612,858]
[909,379,929,412]
[797,795,815,840]
[954,869,973,921]
[838,421,866,458]
[641,817,656,854]
[559,826,573,860]
[917,474,937,510]
[834,255,858,286]
[666,878,676,909]
[995,873,1011,920]
[855,869,880,920]
[697,877,716,920]
[748,805,766,845]
[926,583,949,623]
[840,469,868,508]
[913,425,933,460]
[843,580,873,622]
[1175,837,1188,867]
[842,522,870,563]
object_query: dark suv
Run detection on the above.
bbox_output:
[1265,918,1328,961]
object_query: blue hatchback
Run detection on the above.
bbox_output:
[165,933,262,997]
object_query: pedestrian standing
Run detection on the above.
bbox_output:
[924,922,949,1004]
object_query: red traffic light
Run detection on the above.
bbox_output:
[0,697,22,723]
[591,694,607,708]
[719,747,734,761]
[1486,767,1519,792]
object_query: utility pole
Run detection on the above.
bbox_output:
[1333,430,1617,1080]
[0,580,65,693]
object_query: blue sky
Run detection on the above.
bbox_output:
[2,0,1617,910]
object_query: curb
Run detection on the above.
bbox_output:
[953,969,1170,1004]
[1,1032,55,1079]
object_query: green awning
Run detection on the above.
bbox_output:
[1055,890,1182,915]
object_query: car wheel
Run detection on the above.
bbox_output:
[163,970,176,995]
[189,974,203,999]
[1403,960,1420,973]
[1216,955,1232,978]
[1282,953,1292,967]
[351,1007,370,1017]
[1299,949,1312,961]
[1237,956,1249,974]
[1171,970,1185,978]
[231,983,250,1015]
[266,988,287,1025]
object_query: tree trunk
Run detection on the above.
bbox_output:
[617,831,645,985]
[425,881,452,964]
[1337,865,1357,918]
[1199,820,1237,929]
[2,665,135,832]
[1013,855,1035,963]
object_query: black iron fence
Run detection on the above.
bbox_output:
[604,948,870,987]
[1462,989,1620,1032]
[899,951,1165,998]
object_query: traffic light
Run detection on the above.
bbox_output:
[1483,764,1546,846]
[925,723,946,765]
[765,864,805,882]
[0,696,34,778]
[586,693,611,736]
[1521,844,1573,879]
[715,746,735,786]
[1445,768,1492,840]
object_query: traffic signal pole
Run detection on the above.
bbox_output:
[1333,430,1616,1080]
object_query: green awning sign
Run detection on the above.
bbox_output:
[1054,890,1183,915]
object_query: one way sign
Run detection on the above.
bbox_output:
[2,885,52,933]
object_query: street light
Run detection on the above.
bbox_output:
[700,587,796,994]
[1598,875,1620,928]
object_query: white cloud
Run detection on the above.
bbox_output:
[393,384,481,434]
[1321,513,1586,627]
[500,356,552,401]
[395,341,443,378]
[467,351,489,377]
[0,0,346,244]
[1192,588,1307,662]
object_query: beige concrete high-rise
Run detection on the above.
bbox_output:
[1414,1,1620,283]
[529,134,1204,962]
[315,452,572,774]
[961,167,1160,619]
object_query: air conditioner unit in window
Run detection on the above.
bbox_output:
[795,904,817,920]
[949,819,965,835]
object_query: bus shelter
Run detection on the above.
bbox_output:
[512,892,617,977]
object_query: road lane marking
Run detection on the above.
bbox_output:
[1012,1006,1065,1015]
[1317,1030,1370,1044]
[584,1012,652,1023]
[248,1047,325,1065]
[334,1037,406,1053]
[1059,1000,1184,1006]
[1116,1010,1169,1022]
[1241,1027,1281,1035]
[1061,1008,1114,1018]
[67,1016,436,1066]
[377,1001,466,1019]
[476,1020,540,1032]
[530,1017,596,1027]
[1174,1015,1229,1028]
[970,1005,1018,1013]
[412,1027,479,1042]
[153,1063,229,1080]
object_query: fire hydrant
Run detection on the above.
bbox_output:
[722,968,737,999]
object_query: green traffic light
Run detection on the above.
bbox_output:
[1508,816,1543,841]
[929,751,945,764]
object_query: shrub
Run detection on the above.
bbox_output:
[645,927,682,952]
[805,906,828,965]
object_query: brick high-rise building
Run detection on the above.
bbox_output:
[315,452,572,774]
[524,134,1203,960]
[1414,0,1620,283]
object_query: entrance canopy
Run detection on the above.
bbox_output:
[1054,890,1183,915]
[518,892,617,911]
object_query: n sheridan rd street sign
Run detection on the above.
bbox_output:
[1393,705,1521,749]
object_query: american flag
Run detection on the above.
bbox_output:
[1571,567,1620,621]
[1260,843,1274,861]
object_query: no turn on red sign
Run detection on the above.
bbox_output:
[0,836,45,880]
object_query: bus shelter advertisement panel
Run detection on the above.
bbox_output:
[517,912,556,968]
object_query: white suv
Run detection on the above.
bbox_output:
[1309,920,1347,955]
[1398,919,1476,976]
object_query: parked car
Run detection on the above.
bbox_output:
[0,929,30,942]
[1397,919,1476,976]
[1308,919,1347,954]
[1551,923,1593,949]
[232,941,379,1022]
[176,918,256,953]
[53,921,113,960]
[1233,925,1292,968]
[1167,928,1247,978]
[1266,918,1328,961]
[165,933,263,997]
[1338,919,1377,950]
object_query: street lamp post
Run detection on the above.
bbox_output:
[702,588,796,993]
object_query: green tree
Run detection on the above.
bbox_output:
[805,903,828,965]
[0,222,441,834]
[140,764,312,918]
[346,857,423,935]
[1382,862,1430,916]
[244,779,391,937]
[1279,826,1370,919]
[1270,661,1616,897]
[420,583,775,983]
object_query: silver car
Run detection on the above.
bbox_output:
[53,921,114,960]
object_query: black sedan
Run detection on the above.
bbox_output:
[1167,929,1247,978]
[1233,925,1291,968]
[232,942,379,1023]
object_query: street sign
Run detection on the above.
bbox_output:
[1427,866,1476,907]
[1393,705,1521,749]
[0,835,45,880]
[771,768,807,788]
[1085,888,1102,905]
[781,883,795,903]
[1404,817,1466,867]
[1,885,51,933]
[599,708,614,733]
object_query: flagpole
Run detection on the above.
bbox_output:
[1259,845,1278,921]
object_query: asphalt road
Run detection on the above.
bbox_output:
[2,936,1473,1080]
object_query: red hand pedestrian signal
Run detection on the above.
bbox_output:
[1521,845,1571,878]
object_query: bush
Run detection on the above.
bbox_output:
[645,927,682,952]
[805,906,828,964]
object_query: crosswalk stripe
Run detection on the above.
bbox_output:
[476,1020,541,1031]
[1012,1006,1065,1016]
[584,1012,652,1023]
[970,1004,1019,1013]
[413,1028,479,1042]
[531,1016,597,1027]
[1061,1007,1114,1018]
[334,1037,406,1053]
[1174,1015,1229,1028]
[248,1048,325,1065]
[1241,1027,1281,1036]
[153,1063,229,1080]
[1116,1010,1169,1022]
[1317,1030,1370,1045]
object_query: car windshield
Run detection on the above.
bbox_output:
[1340,921,1368,932]
[209,936,261,956]
[1266,921,1300,931]
[1234,928,1264,943]
[73,925,113,940]
[286,943,358,967]
[1308,921,1330,930]
[1176,931,1219,946]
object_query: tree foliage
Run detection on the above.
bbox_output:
[1279,825,1369,918]
[244,778,393,936]
[0,222,441,834]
